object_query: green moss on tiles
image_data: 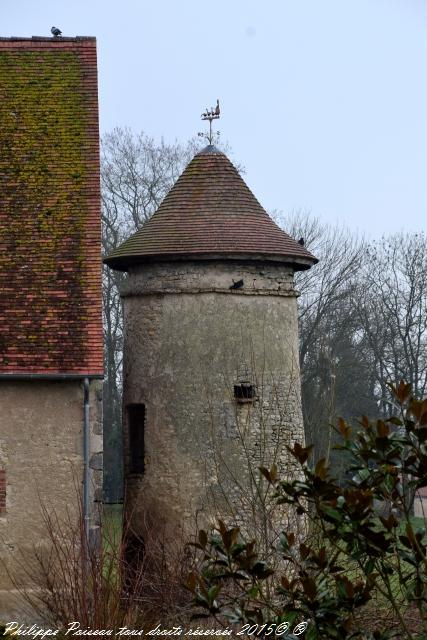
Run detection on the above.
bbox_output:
[0,50,89,350]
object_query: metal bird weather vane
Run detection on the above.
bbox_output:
[198,99,220,145]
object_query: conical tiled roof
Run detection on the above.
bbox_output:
[104,145,317,271]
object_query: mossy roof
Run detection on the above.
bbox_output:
[0,37,103,377]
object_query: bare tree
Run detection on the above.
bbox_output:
[354,232,427,409]
[275,211,374,471]
[275,214,427,479]
[101,128,200,233]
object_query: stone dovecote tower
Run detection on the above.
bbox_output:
[105,145,317,539]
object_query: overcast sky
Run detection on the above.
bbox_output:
[2,0,427,237]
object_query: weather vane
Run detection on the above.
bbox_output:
[198,99,220,145]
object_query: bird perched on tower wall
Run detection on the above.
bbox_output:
[51,26,62,37]
[229,279,244,290]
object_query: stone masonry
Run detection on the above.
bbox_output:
[122,260,305,538]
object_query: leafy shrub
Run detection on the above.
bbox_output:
[187,382,427,639]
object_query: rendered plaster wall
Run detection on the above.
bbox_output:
[121,260,305,539]
[0,379,102,620]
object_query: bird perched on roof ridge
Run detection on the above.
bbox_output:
[51,26,62,37]
[298,237,305,246]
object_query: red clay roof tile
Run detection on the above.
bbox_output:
[104,145,317,271]
[0,37,103,377]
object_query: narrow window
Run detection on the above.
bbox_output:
[128,404,145,474]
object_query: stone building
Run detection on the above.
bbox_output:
[105,145,317,540]
[0,36,103,618]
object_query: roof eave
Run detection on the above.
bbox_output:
[0,372,104,380]
[103,251,318,272]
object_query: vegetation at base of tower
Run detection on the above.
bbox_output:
[187,382,427,639]
[6,492,195,629]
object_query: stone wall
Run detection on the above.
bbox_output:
[0,379,102,620]
[121,260,305,542]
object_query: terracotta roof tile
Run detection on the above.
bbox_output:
[104,145,317,271]
[0,38,103,377]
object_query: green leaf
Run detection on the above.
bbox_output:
[247,585,259,598]
[208,584,221,604]
[322,506,342,522]
[364,559,375,574]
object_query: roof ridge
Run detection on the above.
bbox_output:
[0,36,96,41]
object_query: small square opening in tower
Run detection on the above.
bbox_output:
[128,404,145,474]
[234,382,256,404]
